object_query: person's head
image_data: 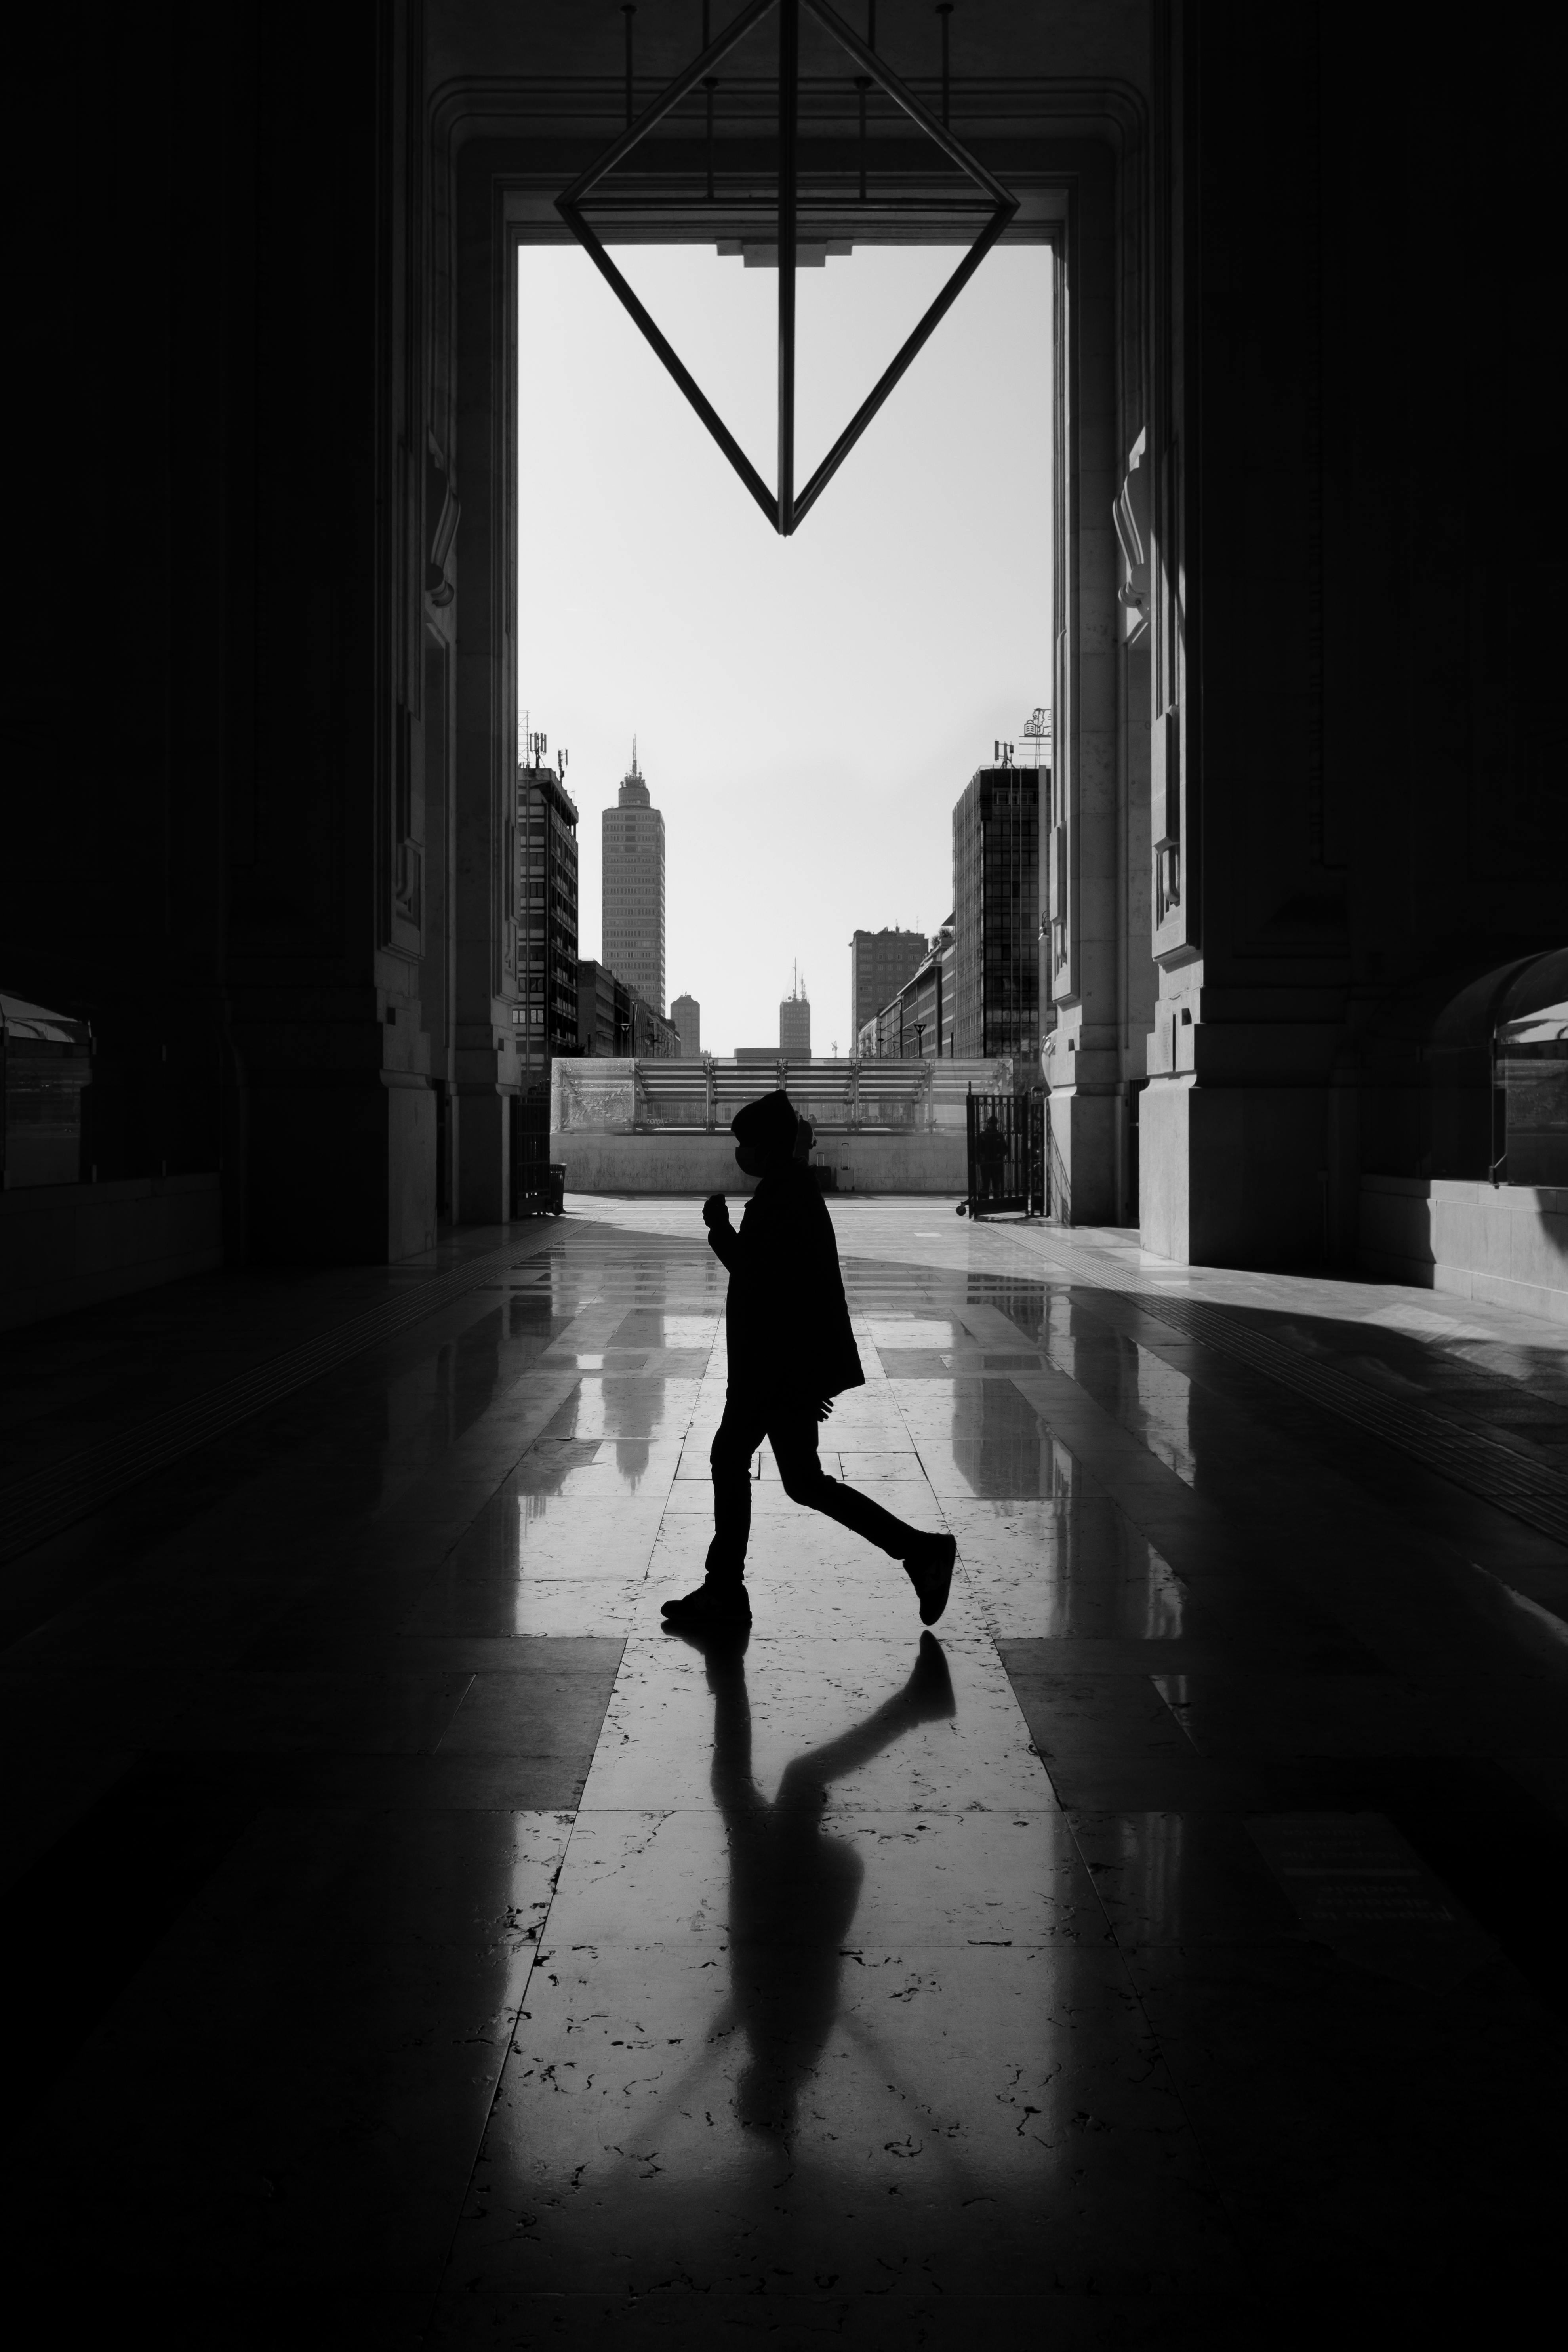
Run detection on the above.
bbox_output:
[731,1090,798,1178]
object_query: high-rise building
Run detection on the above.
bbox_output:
[601,748,666,1015]
[671,993,701,1056]
[515,757,580,1087]
[859,920,955,1058]
[850,928,928,1046]
[577,959,680,1058]
[577,959,633,1057]
[951,763,1041,1060]
[779,973,811,1056]
[630,995,680,1056]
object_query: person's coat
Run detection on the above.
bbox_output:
[708,1163,865,1399]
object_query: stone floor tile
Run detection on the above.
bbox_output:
[580,1635,1057,1814]
[1121,1933,1568,2299]
[543,1805,1098,1952]
[1066,1809,1302,1946]
[437,1663,624,1761]
[0,1666,476,1754]
[1148,1670,1460,1757]
[440,1941,1235,2314]
[535,1382,704,1444]
[0,1805,572,2289]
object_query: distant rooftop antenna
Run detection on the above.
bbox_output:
[518,709,548,767]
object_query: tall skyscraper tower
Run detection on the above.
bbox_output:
[601,747,666,1015]
[779,970,811,1056]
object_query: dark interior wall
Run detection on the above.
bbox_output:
[8,6,238,1193]
[9,2,434,1262]
[1183,0,1565,1168]
[1321,0,1566,1181]
[1319,5,1562,991]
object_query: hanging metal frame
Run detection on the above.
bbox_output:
[555,0,1019,536]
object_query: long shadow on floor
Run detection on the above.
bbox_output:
[667,1620,955,2146]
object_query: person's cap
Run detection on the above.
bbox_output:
[731,1091,799,1156]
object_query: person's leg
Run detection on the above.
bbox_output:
[705,1390,768,1583]
[768,1404,924,1557]
[663,1391,768,1625]
[767,1400,958,1624]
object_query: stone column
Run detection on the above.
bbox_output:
[450,139,529,1226]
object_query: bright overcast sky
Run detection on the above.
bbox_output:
[517,240,1052,1055]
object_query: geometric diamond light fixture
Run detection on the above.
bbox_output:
[556,0,1019,535]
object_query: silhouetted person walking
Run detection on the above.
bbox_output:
[661,1090,957,1630]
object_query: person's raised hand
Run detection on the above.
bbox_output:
[702,1192,730,1231]
[815,1397,835,1423]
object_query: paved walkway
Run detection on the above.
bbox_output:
[1,1199,1566,2344]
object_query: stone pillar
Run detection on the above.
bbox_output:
[223,1,438,1265]
[1039,139,1149,1227]
[448,137,530,1226]
[1137,3,1345,1267]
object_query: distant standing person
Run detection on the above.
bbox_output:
[975,1111,1008,1210]
[661,1090,957,1630]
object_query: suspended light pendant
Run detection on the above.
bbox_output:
[556,0,1019,536]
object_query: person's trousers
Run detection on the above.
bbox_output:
[706,1388,924,1583]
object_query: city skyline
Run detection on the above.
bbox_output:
[517,242,1052,1055]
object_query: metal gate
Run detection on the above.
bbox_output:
[965,1090,1044,1219]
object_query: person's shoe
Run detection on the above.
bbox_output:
[661,1578,752,1629]
[903,1532,957,1626]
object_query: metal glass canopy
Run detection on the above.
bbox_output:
[555,0,1019,536]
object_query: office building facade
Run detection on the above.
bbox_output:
[671,993,700,1056]
[951,765,1040,1061]
[850,928,928,1047]
[779,979,811,1056]
[577,959,632,1058]
[601,753,666,1015]
[859,921,955,1059]
[577,959,680,1059]
[516,760,580,1088]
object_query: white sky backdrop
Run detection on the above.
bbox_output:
[517,242,1052,1055]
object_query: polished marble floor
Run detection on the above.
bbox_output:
[2,1200,1567,2346]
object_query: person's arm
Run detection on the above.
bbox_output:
[703,1191,742,1270]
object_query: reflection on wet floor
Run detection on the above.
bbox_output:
[2,1200,1567,2339]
